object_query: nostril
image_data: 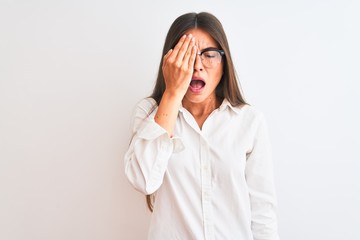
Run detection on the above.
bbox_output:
[194,58,204,71]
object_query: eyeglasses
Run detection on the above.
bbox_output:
[196,48,225,68]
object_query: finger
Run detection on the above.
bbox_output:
[182,37,195,67]
[187,45,197,69]
[165,35,187,65]
[162,49,173,68]
[174,34,193,64]
[171,34,187,56]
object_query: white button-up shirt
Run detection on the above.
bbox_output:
[124,97,279,240]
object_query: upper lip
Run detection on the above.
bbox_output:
[191,76,205,82]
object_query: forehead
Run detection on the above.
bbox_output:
[185,28,219,50]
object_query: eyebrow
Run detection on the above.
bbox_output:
[199,47,222,53]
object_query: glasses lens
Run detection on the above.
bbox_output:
[201,50,222,68]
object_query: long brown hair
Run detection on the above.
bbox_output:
[147,12,247,212]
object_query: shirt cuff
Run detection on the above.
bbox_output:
[137,119,185,153]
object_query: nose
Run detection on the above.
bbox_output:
[194,54,204,72]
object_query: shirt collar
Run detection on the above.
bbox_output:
[219,98,246,114]
[179,98,246,115]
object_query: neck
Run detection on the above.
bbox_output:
[182,94,221,118]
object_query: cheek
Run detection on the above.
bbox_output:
[210,66,223,86]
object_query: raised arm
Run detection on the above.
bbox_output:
[124,34,196,194]
[155,34,196,136]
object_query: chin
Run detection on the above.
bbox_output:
[183,92,211,104]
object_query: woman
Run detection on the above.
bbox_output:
[124,12,280,240]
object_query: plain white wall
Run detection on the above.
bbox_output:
[1,0,359,239]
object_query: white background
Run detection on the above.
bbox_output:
[1,0,359,239]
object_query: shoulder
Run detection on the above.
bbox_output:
[230,104,270,139]
[134,97,158,116]
[129,98,158,128]
[231,104,266,123]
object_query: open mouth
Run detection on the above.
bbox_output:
[189,79,206,93]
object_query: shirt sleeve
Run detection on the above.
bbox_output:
[245,113,280,240]
[124,98,184,195]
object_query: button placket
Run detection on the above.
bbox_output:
[200,135,214,240]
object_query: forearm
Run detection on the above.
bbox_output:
[155,90,183,137]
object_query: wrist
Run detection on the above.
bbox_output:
[162,90,184,105]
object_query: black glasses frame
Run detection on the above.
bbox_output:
[197,47,225,57]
